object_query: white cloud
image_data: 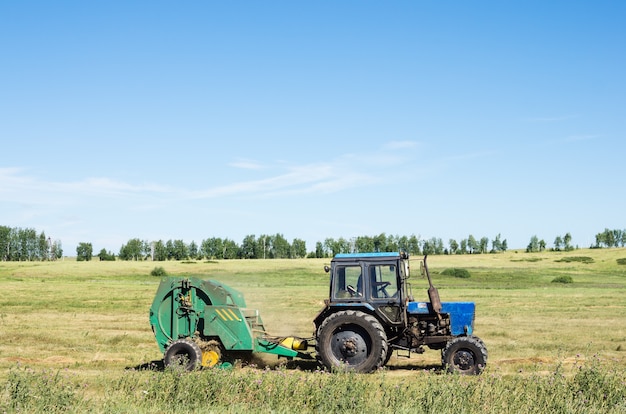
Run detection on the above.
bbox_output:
[1,142,421,214]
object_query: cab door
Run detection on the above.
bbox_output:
[366,262,404,324]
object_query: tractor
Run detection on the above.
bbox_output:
[314,252,487,374]
[149,252,487,374]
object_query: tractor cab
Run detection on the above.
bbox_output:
[317,252,410,327]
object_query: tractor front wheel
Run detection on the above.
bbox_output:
[316,310,388,373]
[164,339,202,371]
[441,336,487,375]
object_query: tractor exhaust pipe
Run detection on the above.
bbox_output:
[423,255,442,314]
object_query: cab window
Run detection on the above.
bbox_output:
[333,265,363,299]
[368,264,399,299]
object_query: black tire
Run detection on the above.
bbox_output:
[316,310,388,373]
[472,336,488,359]
[384,347,394,365]
[164,339,202,371]
[441,336,487,375]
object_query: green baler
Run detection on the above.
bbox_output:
[149,277,311,370]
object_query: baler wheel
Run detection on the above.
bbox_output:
[441,336,487,375]
[201,340,223,368]
[164,339,202,371]
[316,310,388,373]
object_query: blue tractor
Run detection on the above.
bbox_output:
[314,252,487,374]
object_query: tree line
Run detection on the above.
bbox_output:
[0,225,63,261]
[526,232,574,253]
[3,224,625,262]
[594,228,626,248]
[524,228,626,252]
[75,233,509,261]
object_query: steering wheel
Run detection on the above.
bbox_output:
[346,285,361,297]
[375,281,391,297]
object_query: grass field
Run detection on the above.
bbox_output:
[1,249,625,412]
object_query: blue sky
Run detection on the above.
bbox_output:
[1,1,624,255]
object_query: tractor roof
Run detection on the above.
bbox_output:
[333,252,406,261]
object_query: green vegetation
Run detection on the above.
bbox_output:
[0,225,62,260]
[150,266,168,277]
[440,268,471,279]
[76,242,93,262]
[595,228,626,248]
[0,248,625,412]
[3,360,625,413]
[616,258,626,265]
[559,256,594,264]
[555,256,594,264]
[551,275,574,284]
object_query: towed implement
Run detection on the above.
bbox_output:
[149,253,487,374]
[149,276,312,370]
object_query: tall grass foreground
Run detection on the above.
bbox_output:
[2,358,625,413]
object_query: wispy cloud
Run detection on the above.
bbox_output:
[1,141,428,210]
[186,161,373,200]
[0,168,172,205]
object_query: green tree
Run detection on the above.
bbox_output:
[563,232,573,251]
[467,235,478,254]
[201,237,223,259]
[337,237,351,254]
[385,234,399,252]
[407,234,421,255]
[188,241,199,259]
[38,232,49,260]
[97,248,115,261]
[171,240,189,260]
[554,236,563,251]
[222,238,239,259]
[270,234,290,258]
[355,236,375,253]
[291,238,306,258]
[315,241,325,258]
[0,225,11,261]
[459,239,468,254]
[527,235,539,253]
[612,229,622,247]
[119,238,145,260]
[479,237,489,254]
[448,239,459,254]
[324,238,339,257]
[256,235,271,259]
[152,240,168,261]
[76,242,93,261]
[397,235,409,253]
[373,233,387,252]
[491,234,502,253]
[422,237,444,255]
[240,235,257,259]
[52,239,63,260]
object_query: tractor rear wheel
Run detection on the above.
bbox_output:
[316,310,388,373]
[164,339,202,371]
[441,336,487,375]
